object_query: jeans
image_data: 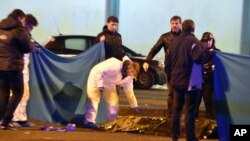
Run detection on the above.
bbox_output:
[171,89,200,141]
[0,71,24,126]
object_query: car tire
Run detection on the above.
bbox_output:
[134,70,155,89]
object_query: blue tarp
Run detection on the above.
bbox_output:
[214,51,250,141]
[27,42,107,125]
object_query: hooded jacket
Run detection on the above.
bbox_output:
[96,29,125,61]
[0,16,32,71]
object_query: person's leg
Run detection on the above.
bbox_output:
[103,87,119,121]
[203,82,215,119]
[13,60,30,123]
[185,90,201,141]
[167,83,173,117]
[12,83,29,120]
[195,87,203,118]
[84,87,100,124]
[0,72,10,121]
[171,89,185,141]
[2,71,23,128]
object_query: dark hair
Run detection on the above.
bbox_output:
[25,14,38,26]
[170,15,182,23]
[201,32,215,47]
[8,9,25,20]
[107,16,119,23]
[182,19,195,33]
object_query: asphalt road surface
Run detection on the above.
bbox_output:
[0,86,216,141]
[0,119,218,141]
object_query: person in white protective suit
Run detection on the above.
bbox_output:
[83,57,140,128]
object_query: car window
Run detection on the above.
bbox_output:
[65,38,89,51]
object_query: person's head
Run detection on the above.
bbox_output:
[170,15,182,33]
[182,19,195,33]
[121,60,140,80]
[24,14,38,32]
[8,9,25,25]
[201,32,215,49]
[106,16,119,32]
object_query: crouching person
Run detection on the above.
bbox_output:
[83,57,140,128]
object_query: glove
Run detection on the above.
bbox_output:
[133,107,140,115]
[99,87,104,93]
[143,62,149,72]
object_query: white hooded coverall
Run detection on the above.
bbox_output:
[84,57,138,124]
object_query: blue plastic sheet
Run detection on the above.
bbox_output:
[214,51,250,141]
[27,42,107,125]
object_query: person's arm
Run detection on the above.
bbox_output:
[96,59,121,88]
[16,28,33,53]
[145,34,165,62]
[96,67,117,88]
[165,47,171,83]
[143,34,165,71]
[95,33,104,44]
[122,78,138,108]
[123,88,138,108]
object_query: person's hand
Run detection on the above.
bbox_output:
[133,107,140,115]
[143,62,149,72]
[32,46,41,54]
[209,48,214,52]
[100,35,105,41]
[99,87,104,93]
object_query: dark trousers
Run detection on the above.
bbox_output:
[167,82,173,117]
[196,81,215,119]
[0,71,24,126]
[171,89,200,141]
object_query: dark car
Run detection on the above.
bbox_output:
[44,35,166,89]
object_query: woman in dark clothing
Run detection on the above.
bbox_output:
[197,32,220,119]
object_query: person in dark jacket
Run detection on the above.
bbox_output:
[0,9,33,130]
[95,16,125,61]
[143,15,182,117]
[196,32,220,119]
[166,19,213,141]
[11,14,39,128]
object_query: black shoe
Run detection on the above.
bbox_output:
[1,124,17,130]
[8,121,21,128]
[83,122,99,129]
[18,121,35,127]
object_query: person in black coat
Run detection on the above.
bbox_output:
[143,15,182,117]
[95,16,125,61]
[0,9,33,130]
[166,20,213,141]
[197,32,220,119]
